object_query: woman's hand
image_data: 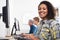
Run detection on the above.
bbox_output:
[21,33,39,40]
[28,34,39,40]
[21,33,30,38]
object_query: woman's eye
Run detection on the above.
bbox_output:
[38,8,41,10]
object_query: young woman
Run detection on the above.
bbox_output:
[23,1,60,40]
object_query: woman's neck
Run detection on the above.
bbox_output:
[42,17,47,20]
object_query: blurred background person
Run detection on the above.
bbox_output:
[22,19,36,38]
[33,17,40,27]
[28,19,36,34]
[33,17,40,35]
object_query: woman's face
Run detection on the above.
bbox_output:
[38,4,48,19]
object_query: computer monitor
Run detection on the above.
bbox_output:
[11,18,20,35]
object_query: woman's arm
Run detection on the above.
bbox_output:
[28,34,39,40]
[22,33,39,40]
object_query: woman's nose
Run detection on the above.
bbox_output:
[38,9,43,13]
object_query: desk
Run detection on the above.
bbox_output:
[0,36,15,40]
[0,36,60,40]
[0,35,31,40]
[13,35,31,40]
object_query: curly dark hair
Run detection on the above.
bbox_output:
[38,1,55,20]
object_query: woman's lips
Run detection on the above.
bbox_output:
[39,12,45,14]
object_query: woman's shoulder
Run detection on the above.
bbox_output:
[50,19,59,25]
[50,19,60,27]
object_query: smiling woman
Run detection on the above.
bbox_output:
[38,1,55,20]
[22,1,60,40]
[38,4,48,20]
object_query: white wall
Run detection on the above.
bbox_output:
[9,0,42,33]
[0,0,6,13]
